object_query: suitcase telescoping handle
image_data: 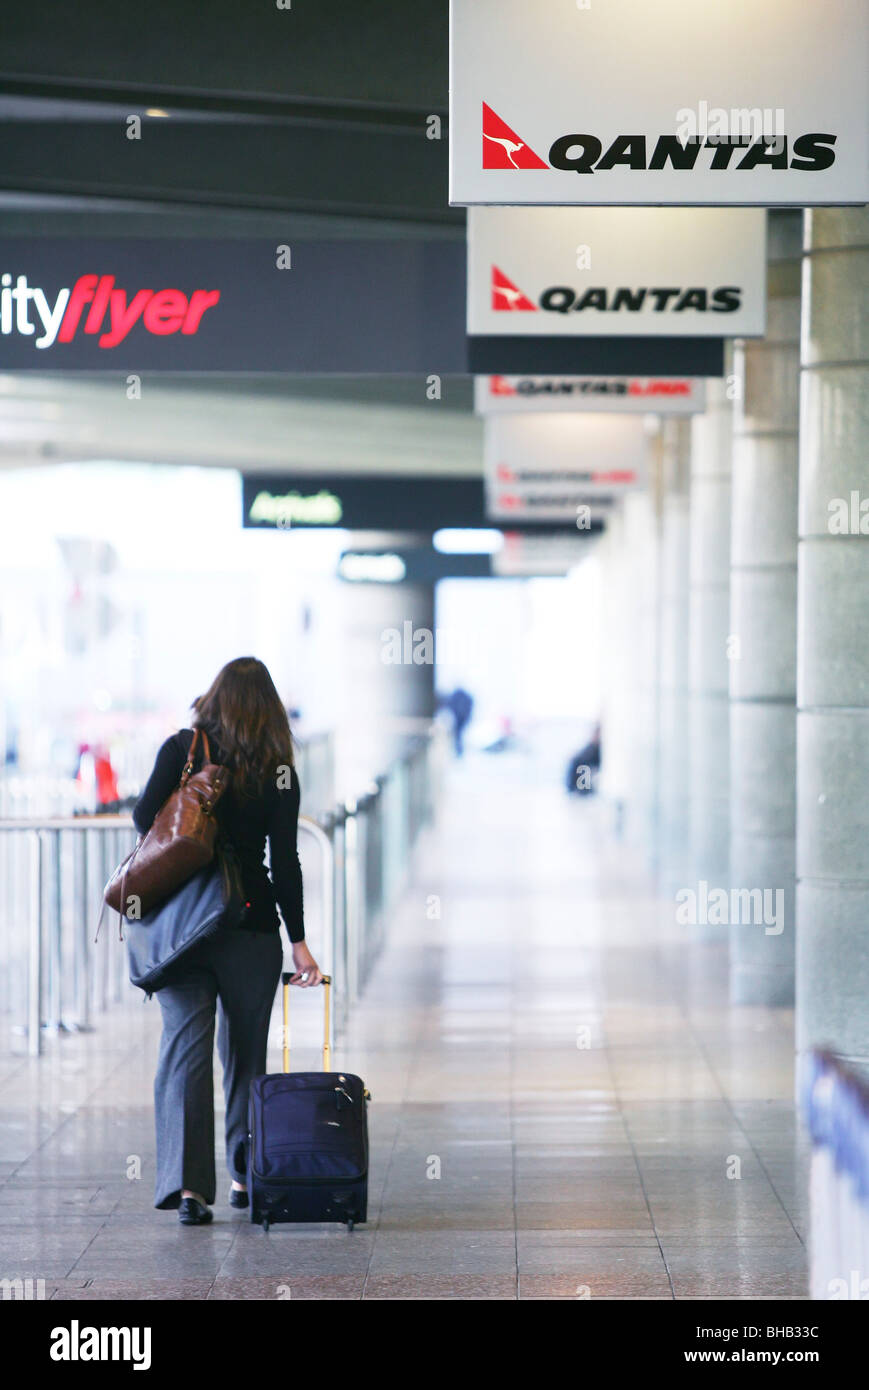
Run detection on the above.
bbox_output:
[282,971,332,1074]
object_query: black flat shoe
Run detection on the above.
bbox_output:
[178,1197,213,1226]
[229,1187,249,1209]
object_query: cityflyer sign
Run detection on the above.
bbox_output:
[0,272,219,350]
[0,239,468,371]
[475,374,706,416]
[14,267,721,367]
[450,0,869,205]
[468,207,766,339]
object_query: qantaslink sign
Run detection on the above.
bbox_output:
[474,375,706,416]
[449,0,869,205]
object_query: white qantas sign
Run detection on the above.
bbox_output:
[484,412,650,522]
[468,207,766,338]
[474,374,706,416]
[449,0,869,205]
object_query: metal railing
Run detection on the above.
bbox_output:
[0,818,137,1053]
[0,727,442,1057]
[802,1050,869,1299]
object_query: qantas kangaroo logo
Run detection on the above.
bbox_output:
[482,103,547,170]
[491,266,537,312]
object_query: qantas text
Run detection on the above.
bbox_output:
[547,133,836,174]
[538,286,741,314]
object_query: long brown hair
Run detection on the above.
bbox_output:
[192,657,294,799]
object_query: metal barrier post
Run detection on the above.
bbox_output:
[327,811,349,1032]
[99,833,109,1014]
[297,816,335,1061]
[76,830,91,1031]
[27,830,43,1057]
[48,828,63,1033]
[344,805,360,1005]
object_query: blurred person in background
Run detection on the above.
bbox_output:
[441,686,474,757]
[566,722,601,795]
[75,742,120,808]
[132,656,323,1226]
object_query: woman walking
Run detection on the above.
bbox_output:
[133,657,323,1225]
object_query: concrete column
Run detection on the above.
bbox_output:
[657,417,692,895]
[622,483,663,855]
[599,431,663,858]
[729,210,802,1005]
[689,379,733,888]
[796,208,869,1072]
[599,504,632,830]
[337,579,436,795]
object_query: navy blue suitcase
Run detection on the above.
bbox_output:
[246,973,369,1232]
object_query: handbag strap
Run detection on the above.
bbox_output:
[180,727,199,783]
[181,727,212,783]
[95,840,139,942]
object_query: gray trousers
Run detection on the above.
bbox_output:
[153,926,283,1209]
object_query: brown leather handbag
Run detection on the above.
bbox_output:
[104,729,231,920]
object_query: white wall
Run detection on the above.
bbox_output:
[0,463,340,796]
[435,560,601,731]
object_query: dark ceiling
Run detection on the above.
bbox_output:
[0,0,460,228]
[0,1,449,108]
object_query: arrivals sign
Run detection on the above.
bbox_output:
[475,374,706,416]
[468,208,766,339]
[243,474,487,531]
[450,0,869,205]
[484,413,649,522]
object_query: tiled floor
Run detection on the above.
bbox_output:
[0,753,809,1299]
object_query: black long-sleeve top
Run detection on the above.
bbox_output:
[132,727,305,943]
